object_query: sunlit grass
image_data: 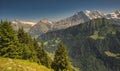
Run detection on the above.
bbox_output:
[105,51,120,57]
[0,57,53,71]
[90,31,104,40]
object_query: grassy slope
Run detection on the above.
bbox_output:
[105,51,120,57]
[0,57,53,71]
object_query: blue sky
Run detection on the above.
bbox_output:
[0,0,120,22]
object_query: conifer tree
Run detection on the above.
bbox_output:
[52,44,71,71]
[34,41,51,68]
[0,21,22,58]
[17,28,38,62]
[18,27,32,44]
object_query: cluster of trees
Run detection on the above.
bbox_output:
[0,21,72,71]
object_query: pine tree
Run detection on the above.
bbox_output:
[17,28,38,62]
[18,27,32,44]
[34,41,51,68]
[52,44,71,71]
[0,21,22,58]
[17,28,52,66]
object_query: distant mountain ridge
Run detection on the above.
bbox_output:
[11,19,36,32]
[54,9,120,29]
[11,9,120,36]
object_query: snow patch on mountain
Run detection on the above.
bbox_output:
[11,20,36,32]
[106,10,120,19]
[40,18,53,24]
[12,20,36,26]
[85,10,104,19]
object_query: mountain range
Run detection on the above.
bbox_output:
[11,9,120,36]
[38,18,120,71]
[9,9,120,71]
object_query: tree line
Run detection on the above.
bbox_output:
[0,21,72,71]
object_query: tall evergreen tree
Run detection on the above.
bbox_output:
[17,27,32,44]
[0,21,22,58]
[52,44,71,71]
[17,28,38,62]
[34,41,51,68]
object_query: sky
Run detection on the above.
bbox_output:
[0,0,120,22]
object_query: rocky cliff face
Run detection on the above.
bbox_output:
[54,11,90,30]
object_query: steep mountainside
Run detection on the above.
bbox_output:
[54,11,90,30]
[28,18,54,37]
[38,18,120,71]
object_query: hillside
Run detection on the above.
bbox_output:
[38,18,120,71]
[0,57,53,71]
[0,21,73,71]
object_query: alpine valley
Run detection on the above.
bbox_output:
[9,9,120,71]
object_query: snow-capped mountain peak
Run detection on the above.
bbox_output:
[11,9,120,35]
[75,11,85,15]
[85,10,91,14]
[106,9,120,19]
[115,9,120,15]
[85,10,104,19]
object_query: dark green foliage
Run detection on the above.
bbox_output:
[17,28,38,62]
[52,44,71,71]
[17,28,52,67]
[0,21,17,48]
[0,21,22,59]
[34,40,52,68]
[38,18,120,71]
[18,27,33,44]
[0,21,52,69]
